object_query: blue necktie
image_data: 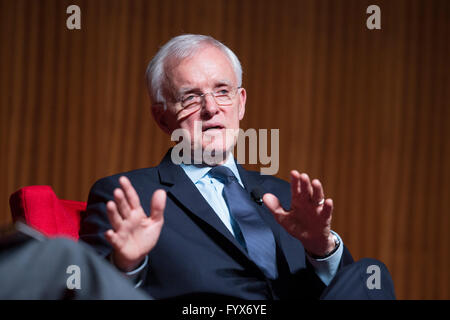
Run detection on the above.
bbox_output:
[209,166,278,279]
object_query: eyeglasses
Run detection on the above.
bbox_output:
[179,87,241,110]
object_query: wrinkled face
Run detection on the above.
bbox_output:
[156,45,246,164]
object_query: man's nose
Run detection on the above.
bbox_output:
[201,93,219,116]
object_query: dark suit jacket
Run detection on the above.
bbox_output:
[79,150,354,300]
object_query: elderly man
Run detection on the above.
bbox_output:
[80,34,395,299]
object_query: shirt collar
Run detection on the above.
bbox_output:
[180,154,243,185]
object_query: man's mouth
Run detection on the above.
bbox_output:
[202,124,225,132]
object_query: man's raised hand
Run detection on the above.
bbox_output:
[105,176,166,272]
[263,170,336,257]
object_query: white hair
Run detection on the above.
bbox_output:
[145,34,242,109]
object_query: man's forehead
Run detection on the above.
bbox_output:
[165,46,236,90]
[178,80,233,93]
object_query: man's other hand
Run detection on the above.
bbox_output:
[263,170,336,258]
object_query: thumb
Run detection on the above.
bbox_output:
[150,189,166,222]
[263,193,286,216]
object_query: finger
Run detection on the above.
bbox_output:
[119,176,141,210]
[106,200,123,230]
[263,193,286,216]
[176,105,201,122]
[320,198,333,222]
[290,170,301,197]
[299,173,313,200]
[311,179,325,205]
[263,193,290,227]
[105,229,123,251]
[114,188,131,219]
[150,189,166,222]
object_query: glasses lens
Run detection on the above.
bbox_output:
[181,88,238,108]
[214,87,238,105]
[181,95,200,109]
[215,95,232,105]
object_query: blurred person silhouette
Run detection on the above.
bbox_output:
[0,222,150,300]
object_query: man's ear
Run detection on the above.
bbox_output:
[151,104,172,135]
[238,87,247,121]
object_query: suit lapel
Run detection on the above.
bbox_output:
[157,151,249,257]
[157,151,303,275]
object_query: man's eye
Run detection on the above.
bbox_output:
[182,95,196,102]
[216,89,229,95]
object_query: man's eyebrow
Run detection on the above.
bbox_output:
[179,80,231,94]
[214,81,232,88]
[179,87,200,95]
[178,81,233,96]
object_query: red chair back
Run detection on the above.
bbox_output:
[9,186,86,240]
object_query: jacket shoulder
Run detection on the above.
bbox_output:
[88,167,160,199]
[245,170,290,189]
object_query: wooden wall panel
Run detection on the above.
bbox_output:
[0,0,448,299]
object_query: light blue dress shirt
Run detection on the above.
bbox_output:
[180,155,344,286]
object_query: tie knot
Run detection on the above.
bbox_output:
[209,166,237,184]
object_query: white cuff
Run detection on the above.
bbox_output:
[109,254,148,288]
[306,231,343,286]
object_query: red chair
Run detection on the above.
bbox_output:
[9,186,86,240]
